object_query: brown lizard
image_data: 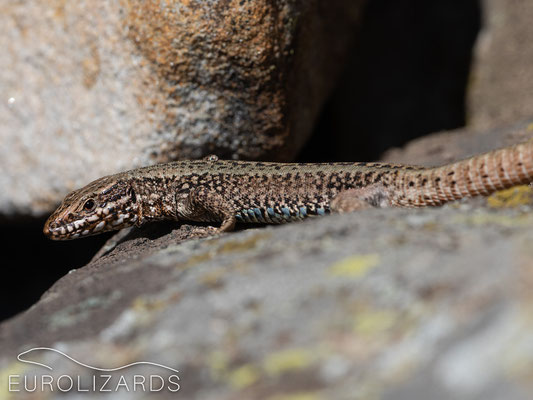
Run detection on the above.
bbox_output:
[44,139,533,240]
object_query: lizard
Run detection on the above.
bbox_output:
[44,139,533,240]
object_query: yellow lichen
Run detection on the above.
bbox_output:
[263,348,315,376]
[218,232,270,254]
[453,213,533,227]
[182,232,270,270]
[0,362,29,399]
[181,251,214,269]
[207,350,230,380]
[132,297,166,311]
[199,268,227,288]
[353,310,397,337]
[267,392,323,400]
[227,364,261,389]
[329,254,380,278]
[487,186,533,208]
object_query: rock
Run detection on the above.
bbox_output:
[382,120,533,166]
[0,0,364,216]
[123,0,364,162]
[468,0,533,129]
[1,189,533,398]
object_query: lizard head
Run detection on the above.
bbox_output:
[43,176,140,240]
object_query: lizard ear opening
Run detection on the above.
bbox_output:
[128,186,137,203]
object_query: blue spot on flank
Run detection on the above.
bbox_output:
[299,207,307,217]
[236,214,244,222]
[317,207,325,216]
[248,209,258,222]
[281,207,291,217]
[267,208,275,217]
[254,208,265,222]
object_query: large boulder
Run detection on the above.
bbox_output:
[1,193,533,398]
[0,0,364,216]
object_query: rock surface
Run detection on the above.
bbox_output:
[468,0,533,129]
[1,131,533,398]
[1,0,157,215]
[0,0,363,216]
[382,120,533,167]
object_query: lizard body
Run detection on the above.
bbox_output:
[44,139,533,240]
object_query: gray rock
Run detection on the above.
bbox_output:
[2,195,533,398]
[382,120,533,166]
[0,1,158,215]
[468,0,533,129]
[0,0,364,216]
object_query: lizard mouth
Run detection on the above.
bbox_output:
[43,213,138,240]
[43,217,94,240]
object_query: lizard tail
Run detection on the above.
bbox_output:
[389,138,533,207]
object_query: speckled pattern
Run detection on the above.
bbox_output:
[44,139,533,239]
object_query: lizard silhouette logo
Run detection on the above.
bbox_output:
[8,347,181,393]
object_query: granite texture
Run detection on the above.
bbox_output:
[0,0,364,216]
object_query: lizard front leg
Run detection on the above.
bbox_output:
[175,187,237,233]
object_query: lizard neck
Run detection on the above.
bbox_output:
[132,176,177,224]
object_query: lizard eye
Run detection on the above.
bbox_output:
[83,199,96,211]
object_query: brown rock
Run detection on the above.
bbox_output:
[121,0,365,161]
